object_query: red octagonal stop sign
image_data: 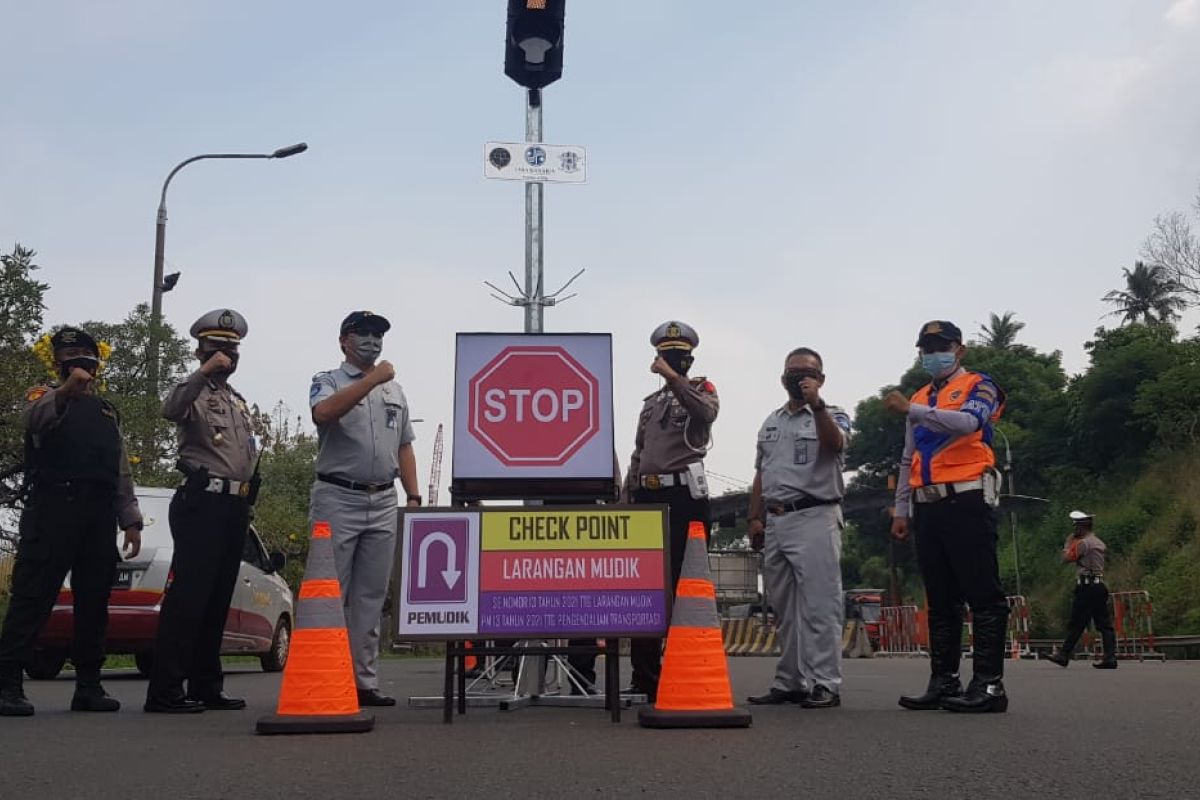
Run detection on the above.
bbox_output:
[468,345,600,466]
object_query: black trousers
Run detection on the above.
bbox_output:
[147,489,248,701]
[630,485,711,696]
[0,483,119,684]
[1061,583,1115,658]
[912,490,1008,681]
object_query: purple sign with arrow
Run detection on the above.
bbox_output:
[407,518,469,604]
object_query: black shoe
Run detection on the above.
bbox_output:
[799,685,840,709]
[1045,651,1070,667]
[0,686,34,717]
[71,684,120,712]
[747,688,807,705]
[357,688,396,707]
[186,692,246,710]
[899,674,963,711]
[940,678,1008,713]
[1093,659,1118,670]
[144,695,206,714]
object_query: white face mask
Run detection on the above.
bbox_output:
[347,333,383,365]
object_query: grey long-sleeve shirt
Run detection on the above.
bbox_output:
[162,369,257,482]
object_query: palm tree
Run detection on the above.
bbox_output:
[1102,261,1187,325]
[977,311,1025,350]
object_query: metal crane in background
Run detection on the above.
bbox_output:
[427,424,444,507]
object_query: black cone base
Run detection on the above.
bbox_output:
[255,711,375,735]
[638,706,752,729]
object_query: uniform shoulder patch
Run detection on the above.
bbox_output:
[691,377,717,394]
[24,386,49,403]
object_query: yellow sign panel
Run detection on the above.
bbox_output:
[482,509,665,551]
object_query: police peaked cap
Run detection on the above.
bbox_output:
[50,327,99,355]
[340,310,391,335]
[190,308,248,343]
[916,320,963,346]
[651,320,699,350]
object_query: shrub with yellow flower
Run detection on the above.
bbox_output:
[31,330,114,391]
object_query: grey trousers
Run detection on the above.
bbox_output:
[763,503,844,693]
[310,481,398,692]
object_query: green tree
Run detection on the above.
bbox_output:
[0,244,49,507]
[975,311,1026,350]
[1102,261,1187,325]
[248,402,317,590]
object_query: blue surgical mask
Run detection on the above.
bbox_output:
[347,332,383,365]
[921,351,958,379]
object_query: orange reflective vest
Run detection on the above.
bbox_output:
[909,370,1003,488]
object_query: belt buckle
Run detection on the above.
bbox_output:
[238,482,250,498]
[644,475,662,490]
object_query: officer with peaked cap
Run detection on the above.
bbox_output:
[145,309,258,714]
[623,320,719,700]
[1046,511,1117,669]
[887,320,1010,713]
[0,327,143,716]
[309,311,421,707]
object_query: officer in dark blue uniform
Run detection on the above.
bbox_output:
[0,328,143,717]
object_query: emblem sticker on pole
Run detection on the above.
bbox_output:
[452,333,615,501]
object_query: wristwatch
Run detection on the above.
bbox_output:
[406,494,423,505]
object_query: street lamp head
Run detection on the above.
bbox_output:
[271,142,308,159]
[161,272,181,293]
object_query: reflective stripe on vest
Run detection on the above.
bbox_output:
[909,371,1002,488]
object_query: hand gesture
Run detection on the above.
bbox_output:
[122,526,142,559]
[372,360,396,386]
[749,518,765,552]
[800,377,822,408]
[201,351,234,377]
[884,390,911,415]
[890,516,909,541]
[651,357,679,382]
[61,368,94,398]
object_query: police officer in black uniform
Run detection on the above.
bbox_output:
[0,328,143,717]
[145,309,258,714]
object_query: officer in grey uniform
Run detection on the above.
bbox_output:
[1047,511,1117,669]
[746,347,852,709]
[146,309,257,714]
[310,311,422,707]
[623,321,718,700]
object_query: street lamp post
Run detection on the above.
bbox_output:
[148,142,308,395]
[993,428,1023,596]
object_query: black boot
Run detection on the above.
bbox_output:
[899,608,963,710]
[941,675,1008,713]
[942,603,1008,713]
[72,678,121,712]
[0,666,34,717]
[1094,631,1118,669]
[1045,650,1070,667]
[899,673,963,710]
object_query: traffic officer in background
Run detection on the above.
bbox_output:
[0,328,142,716]
[623,321,718,700]
[746,347,852,710]
[1047,511,1117,669]
[310,311,422,707]
[888,320,1010,714]
[145,310,257,714]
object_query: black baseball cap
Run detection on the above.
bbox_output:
[50,327,99,355]
[916,320,963,347]
[340,311,391,336]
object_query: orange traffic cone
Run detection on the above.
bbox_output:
[639,521,752,729]
[256,521,374,735]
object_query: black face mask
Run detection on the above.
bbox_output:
[59,356,99,382]
[784,369,822,401]
[659,349,694,376]
[202,348,239,374]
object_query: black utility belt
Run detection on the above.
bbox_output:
[318,474,395,494]
[766,496,841,515]
[179,477,252,498]
[1077,575,1105,586]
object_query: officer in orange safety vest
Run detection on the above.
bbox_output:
[886,320,1009,714]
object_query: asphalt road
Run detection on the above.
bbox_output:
[0,656,1196,800]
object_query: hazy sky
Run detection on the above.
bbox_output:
[3,1,1199,495]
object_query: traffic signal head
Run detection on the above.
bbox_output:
[505,0,565,90]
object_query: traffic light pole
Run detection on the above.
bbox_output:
[524,88,545,335]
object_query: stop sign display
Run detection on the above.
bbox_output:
[454,334,614,486]
[469,345,599,466]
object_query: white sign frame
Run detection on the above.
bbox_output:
[484,141,587,183]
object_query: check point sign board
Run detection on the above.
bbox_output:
[398,508,670,640]
[453,333,614,500]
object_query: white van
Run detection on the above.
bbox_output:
[29,486,293,680]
